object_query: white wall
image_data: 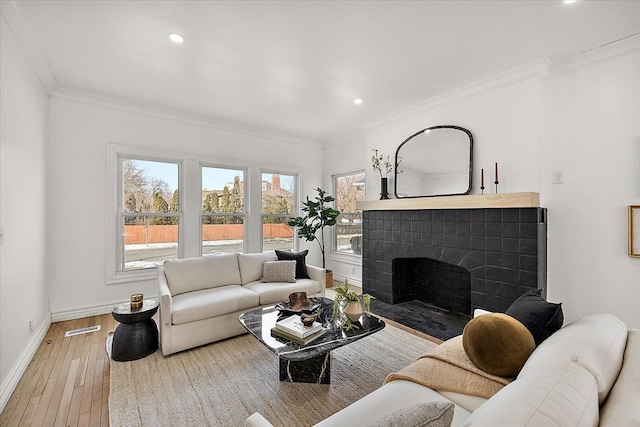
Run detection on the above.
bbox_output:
[0,13,51,409]
[47,98,324,317]
[325,46,640,328]
[540,50,640,326]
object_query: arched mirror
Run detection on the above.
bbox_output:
[394,125,473,198]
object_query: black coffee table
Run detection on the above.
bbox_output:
[111,299,159,361]
[238,297,385,384]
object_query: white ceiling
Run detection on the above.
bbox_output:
[9,0,640,143]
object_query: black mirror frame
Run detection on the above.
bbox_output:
[394,125,473,198]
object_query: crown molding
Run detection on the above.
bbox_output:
[364,58,552,131]
[0,0,57,94]
[546,32,640,79]
[51,87,323,148]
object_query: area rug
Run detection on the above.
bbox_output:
[108,324,436,427]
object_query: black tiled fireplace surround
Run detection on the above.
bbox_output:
[362,208,547,315]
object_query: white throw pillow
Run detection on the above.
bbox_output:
[367,402,454,427]
[261,260,296,283]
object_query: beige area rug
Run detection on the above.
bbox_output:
[108,324,437,427]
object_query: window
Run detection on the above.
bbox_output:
[262,173,296,252]
[201,166,245,255]
[119,158,180,271]
[334,171,365,255]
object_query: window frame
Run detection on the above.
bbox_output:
[332,170,365,257]
[260,170,298,252]
[200,164,248,256]
[107,144,304,284]
[107,144,184,284]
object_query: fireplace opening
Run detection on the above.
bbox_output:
[392,258,471,315]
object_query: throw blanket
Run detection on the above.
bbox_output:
[385,336,512,399]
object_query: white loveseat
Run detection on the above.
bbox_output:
[158,252,325,356]
[246,313,639,426]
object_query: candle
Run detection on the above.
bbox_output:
[495,162,499,182]
[481,168,484,187]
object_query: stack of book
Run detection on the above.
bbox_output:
[271,314,327,345]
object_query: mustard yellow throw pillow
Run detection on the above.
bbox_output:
[462,313,535,377]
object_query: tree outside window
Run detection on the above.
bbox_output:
[202,167,245,254]
[120,158,179,271]
[262,173,295,252]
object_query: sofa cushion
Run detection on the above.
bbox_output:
[163,253,241,295]
[505,289,564,346]
[367,402,454,427]
[599,329,640,426]
[518,313,627,404]
[275,250,310,279]
[462,313,535,377]
[244,279,321,305]
[261,260,296,283]
[171,285,259,325]
[462,361,599,427]
[238,252,278,284]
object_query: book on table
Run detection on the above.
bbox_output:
[275,314,323,338]
[271,326,327,345]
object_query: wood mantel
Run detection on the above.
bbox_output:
[357,192,540,211]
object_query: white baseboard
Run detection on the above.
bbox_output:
[50,295,158,323]
[332,273,362,288]
[50,301,124,323]
[0,314,51,413]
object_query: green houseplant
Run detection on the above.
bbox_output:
[288,187,340,270]
[332,280,373,330]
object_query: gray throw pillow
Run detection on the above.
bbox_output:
[367,401,454,427]
[261,260,297,283]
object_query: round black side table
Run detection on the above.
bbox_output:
[111,299,159,362]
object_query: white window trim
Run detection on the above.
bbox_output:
[260,169,299,252]
[330,169,365,260]
[106,144,185,284]
[199,163,248,256]
[107,143,304,284]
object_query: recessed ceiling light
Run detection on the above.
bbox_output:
[354,98,363,105]
[563,0,577,3]
[168,33,184,43]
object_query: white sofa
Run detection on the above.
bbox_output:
[246,313,639,426]
[158,252,325,356]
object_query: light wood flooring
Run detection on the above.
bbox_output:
[1,314,117,427]
[1,284,439,426]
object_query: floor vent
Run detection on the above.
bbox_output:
[65,325,101,337]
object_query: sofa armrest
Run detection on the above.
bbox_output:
[158,265,174,355]
[306,264,326,296]
[158,266,172,324]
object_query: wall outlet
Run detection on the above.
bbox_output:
[552,170,564,184]
[29,320,34,333]
[351,266,356,274]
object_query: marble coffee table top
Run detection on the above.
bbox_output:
[239,297,385,361]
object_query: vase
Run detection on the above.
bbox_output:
[380,177,390,200]
[343,301,363,322]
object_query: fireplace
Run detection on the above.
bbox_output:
[362,207,547,315]
[393,258,471,314]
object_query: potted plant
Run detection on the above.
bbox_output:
[332,280,373,330]
[288,187,340,287]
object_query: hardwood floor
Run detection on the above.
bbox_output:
[1,284,440,427]
[1,314,116,427]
